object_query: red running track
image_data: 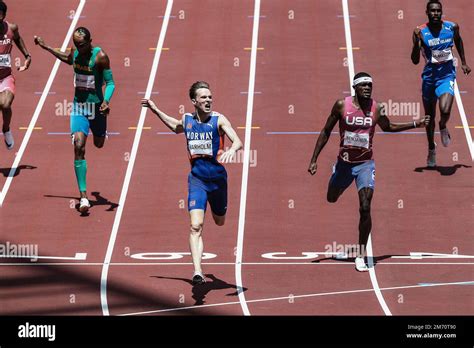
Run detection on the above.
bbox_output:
[0,0,472,316]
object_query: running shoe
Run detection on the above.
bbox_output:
[79,197,90,213]
[4,130,14,150]
[427,148,436,168]
[355,257,369,272]
[192,272,206,285]
[440,127,451,147]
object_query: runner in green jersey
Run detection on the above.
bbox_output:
[34,27,115,214]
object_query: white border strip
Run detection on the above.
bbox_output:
[341,0,392,315]
[454,81,474,160]
[0,0,87,206]
[119,279,473,316]
[235,0,261,316]
[100,0,174,316]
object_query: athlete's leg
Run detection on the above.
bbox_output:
[73,131,88,199]
[187,173,209,284]
[438,93,454,129]
[423,98,437,151]
[0,90,15,149]
[189,209,205,276]
[357,187,373,258]
[435,77,455,147]
[327,160,354,203]
[90,104,107,148]
[0,90,14,132]
[208,178,227,226]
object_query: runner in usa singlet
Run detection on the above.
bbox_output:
[338,96,377,163]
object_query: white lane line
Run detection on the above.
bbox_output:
[341,0,355,95]
[454,81,474,160]
[341,0,391,316]
[0,0,87,207]
[1,261,473,266]
[235,0,261,317]
[100,0,174,316]
[119,279,473,316]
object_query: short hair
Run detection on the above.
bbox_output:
[426,0,442,11]
[189,81,210,100]
[0,1,7,15]
[74,27,91,41]
[353,72,371,81]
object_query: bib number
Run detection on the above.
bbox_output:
[431,48,453,64]
[343,131,369,149]
[0,54,11,68]
[188,139,213,156]
[74,73,95,90]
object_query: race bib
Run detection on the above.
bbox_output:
[74,73,95,90]
[0,54,11,68]
[188,139,213,156]
[343,131,369,149]
[431,48,453,64]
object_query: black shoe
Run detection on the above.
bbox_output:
[192,274,206,285]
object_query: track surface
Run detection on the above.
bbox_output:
[0,0,472,316]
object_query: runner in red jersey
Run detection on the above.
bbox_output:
[308,72,429,271]
[0,1,31,150]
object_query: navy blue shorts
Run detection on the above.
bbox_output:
[422,74,455,103]
[329,159,375,192]
[188,172,227,216]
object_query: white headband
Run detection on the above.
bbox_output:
[353,76,373,86]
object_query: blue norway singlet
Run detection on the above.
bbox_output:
[184,112,227,180]
[419,21,456,80]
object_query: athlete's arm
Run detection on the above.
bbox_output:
[141,99,184,134]
[97,50,115,114]
[218,115,243,163]
[377,103,429,132]
[11,23,31,72]
[33,35,73,65]
[308,99,343,175]
[453,23,471,75]
[411,27,422,65]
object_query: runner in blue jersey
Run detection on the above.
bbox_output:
[141,81,243,285]
[411,0,470,167]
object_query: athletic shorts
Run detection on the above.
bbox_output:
[0,74,15,94]
[70,102,107,137]
[188,172,227,216]
[329,159,375,192]
[422,74,455,102]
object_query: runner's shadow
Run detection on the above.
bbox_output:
[312,254,401,266]
[152,274,248,306]
[0,165,37,177]
[414,164,471,176]
[44,191,119,215]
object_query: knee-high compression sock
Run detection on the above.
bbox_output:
[74,159,87,192]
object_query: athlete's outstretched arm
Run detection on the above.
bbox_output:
[33,35,73,65]
[11,23,31,72]
[307,99,343,175]
[377,104,429,132]
[218,115,243,163]
[141,99,184,134]
[411,27,422,65]
[453,23,471,75]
